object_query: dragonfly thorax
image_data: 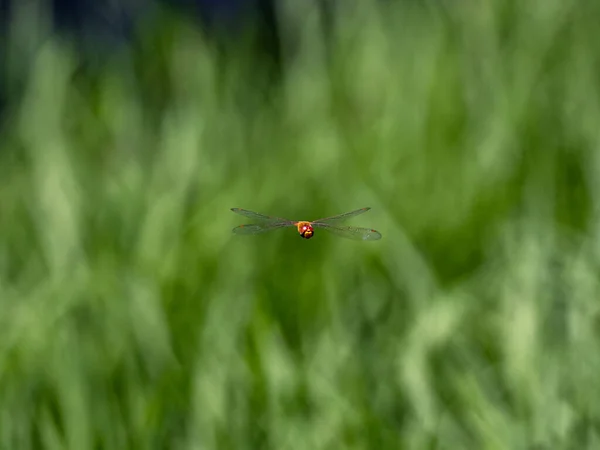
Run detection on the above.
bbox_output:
[296,222,314,239]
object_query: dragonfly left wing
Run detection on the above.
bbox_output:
[312,223,382,241]
[312,207,371,224]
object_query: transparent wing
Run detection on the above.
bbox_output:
[232,221,295,235]
[230,208,289,222]
[312,223,382,241]
[312,207,371,224]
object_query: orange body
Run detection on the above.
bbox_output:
[296,221,314,239]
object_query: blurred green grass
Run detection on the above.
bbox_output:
[2,0,600,448]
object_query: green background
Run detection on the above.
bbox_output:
[1,0,600,448]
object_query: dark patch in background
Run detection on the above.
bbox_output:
[0,0,284,123]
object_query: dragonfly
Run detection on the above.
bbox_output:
[230,207,382,241]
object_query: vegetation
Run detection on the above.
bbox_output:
[1,1,600,448]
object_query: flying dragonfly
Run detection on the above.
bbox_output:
[230,207,382,241]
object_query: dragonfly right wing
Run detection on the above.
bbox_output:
[232,221,294,235]
[230,208,288,222]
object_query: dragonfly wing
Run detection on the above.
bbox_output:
[312,223,382,241]
[312,207,371,223]
[232,221,294,235]
[230,208,288,222]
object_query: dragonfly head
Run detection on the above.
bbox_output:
[297,222,314,239]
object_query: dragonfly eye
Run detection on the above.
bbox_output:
[300,224,314,239]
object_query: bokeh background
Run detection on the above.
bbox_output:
[1,0,600,448]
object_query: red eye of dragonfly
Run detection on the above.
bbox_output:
[230,207,382,241]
